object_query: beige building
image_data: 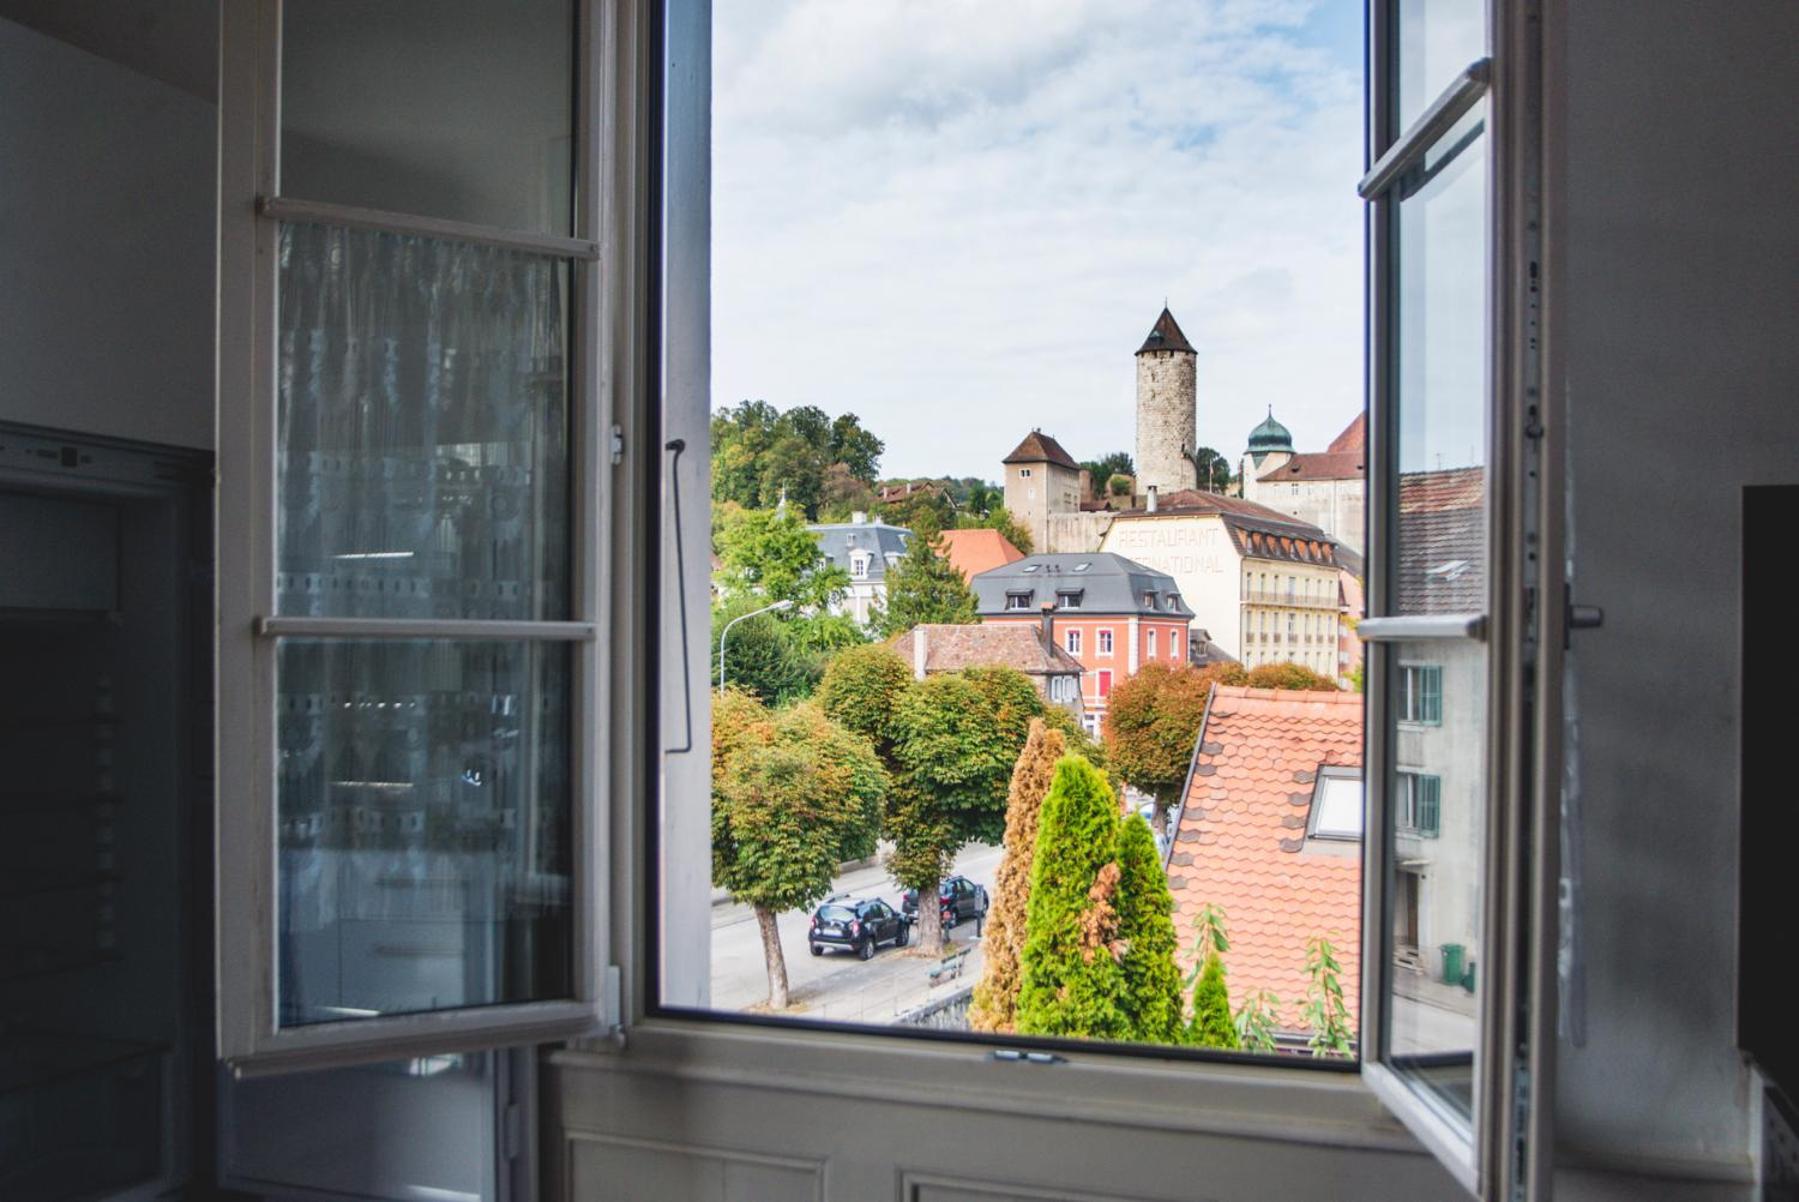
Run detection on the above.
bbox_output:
[1099,492,1342,673]
[1240,412,1367,557]
[1000,429,1082,552]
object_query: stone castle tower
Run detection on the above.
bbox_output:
[1134,307,1198,497]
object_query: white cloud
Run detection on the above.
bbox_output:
[712,0,1367,479]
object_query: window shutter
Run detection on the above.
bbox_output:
[1418,775,1441,837]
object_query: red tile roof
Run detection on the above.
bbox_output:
[1328,413,1367,455]
[1002,430,1081,470]
[937,528,1025,581]
[1167,686,1363,1034]
[1256,451,1365,483]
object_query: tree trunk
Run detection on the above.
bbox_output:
[916,875,945,955]
[1151,800,1168,836]
[755,905,789,1010]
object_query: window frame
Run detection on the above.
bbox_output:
[1354,0,1561,1196]
[1097,628,1114,656]
[213,0,643,1072]
[1065,628,1082,655]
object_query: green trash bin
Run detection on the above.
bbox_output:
[1440,943,1466,986]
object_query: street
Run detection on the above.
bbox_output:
[708,841,1005,1022]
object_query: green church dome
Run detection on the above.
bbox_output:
[1247,410,1294,454]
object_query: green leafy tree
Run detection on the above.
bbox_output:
[817,644,912,753]
[1081,452,1134,490]
[1245,661,1341,691]
[1107,473,1134,498]
[1235,988,1282,1054]
[1303,935,1356,1058]
[983,505,1034,556]
[1102,663,1217,830]
[710,692,888,1009]
[1184,902,1241,1050]
[873,512,978,638]
[1189,446,1232,492]
[714,505,847,612]
[1113,814,1186,1044]
[1015,755,1129,1040]
[710,400,884,518]
[888,666,1044,953]
[969,719,1066,1034]
[1188,954,1241,1050]
[710,600,820,705]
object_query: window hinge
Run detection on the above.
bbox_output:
[502,1101,523,1161]
[610,424,625,465]
[605,964,628,1050]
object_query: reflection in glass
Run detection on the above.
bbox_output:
[281,0,575,235]
[1394,107,1487,617]
[1384,638,1484,1118]
[276,222,570,621]
[276,640,572,1026]
[1384,112,1488,1122]
[1395,0,1486,132]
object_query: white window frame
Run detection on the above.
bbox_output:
[1097,628,1114,656]
[213,0,642,1072]
[1353,0,1562,1196]
[1065,628,1082,655]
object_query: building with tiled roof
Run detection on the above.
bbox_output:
[1166,686,1363,1039]
[889,623,1084,716]
[1001,429,1083,553]
[971,552,1191,736]
[936,527,1024,582]
[1098,493,1342,676]
[1241,412,1367,556]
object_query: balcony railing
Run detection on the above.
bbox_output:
[1240,590,1338,609]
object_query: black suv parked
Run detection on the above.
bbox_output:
[901,875,989,928]
[808,897,910,959]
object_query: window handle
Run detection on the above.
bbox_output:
[1357,613,1487,643]
[664,438,695,756]
[1569,603,1604,630]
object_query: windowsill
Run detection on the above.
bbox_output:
[551,1017,1426,1154]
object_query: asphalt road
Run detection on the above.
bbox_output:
[708,840,1005,1020]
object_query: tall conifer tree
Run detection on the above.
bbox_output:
[1113,814,1187,1044]
[969,719,1065,1033]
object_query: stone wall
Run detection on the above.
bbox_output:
[1135,349,1197,496]
[895,984,973,1031]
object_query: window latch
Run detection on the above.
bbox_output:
[989,1048,1066,1065]
[1567,599,1604,649]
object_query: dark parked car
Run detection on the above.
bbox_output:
[902,875,989,928]
[808,897,910,959]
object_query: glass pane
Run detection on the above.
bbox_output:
[1394,106,1487,616]
[276,640,572,1026]
[1384,638,1484,1118]
[281,0,575,236]
[1394,0,1485,133]
[276,222,571,621]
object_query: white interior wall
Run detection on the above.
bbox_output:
[0,17,213,450]
[1553,0,1799,1178]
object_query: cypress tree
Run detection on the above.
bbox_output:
[969,719,1065,1033]
[1015,756,1128,1040]
[1187,953,1241,1050]
[1112,814,1187,1044]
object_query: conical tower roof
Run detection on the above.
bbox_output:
[1135,307,1195,355]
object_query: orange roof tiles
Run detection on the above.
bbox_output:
[1256,451,1365,482]
[1167,686,1363,1035]
[937,527,1025,581]
[1328,412,1367,455]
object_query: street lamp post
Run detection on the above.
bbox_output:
[718,599,795,695]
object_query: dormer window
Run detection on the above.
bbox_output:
[1056,589,1083,610]
[1143,591,1157,608]
[850,552,870,580]
[1005,591,1033,611]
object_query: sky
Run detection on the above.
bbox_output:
[711,0,1367,483]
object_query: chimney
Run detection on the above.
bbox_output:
[1147,484,1159,513]
[852,510,868,525]
[1039,600,1056,646]
[912,627,928,680]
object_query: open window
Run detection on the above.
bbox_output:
[214,0,645,1073]
[1356,0,1560,1197]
